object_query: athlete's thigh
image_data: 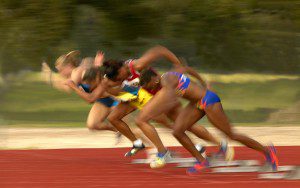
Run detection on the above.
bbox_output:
[165,103,183,122]
[152,114,173,129]
[205,102,232,134]
[87,102,110,125]
[139,87,179,120]
[108,102,136,120]
[174,102,205,132]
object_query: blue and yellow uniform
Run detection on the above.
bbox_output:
[79,84,119,107]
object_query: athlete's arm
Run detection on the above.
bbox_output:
[106,86,123,96]
[133,45,182,71]
[41,62,73,93]
[66,80,106,104]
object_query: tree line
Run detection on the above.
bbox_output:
[0,0,299,74]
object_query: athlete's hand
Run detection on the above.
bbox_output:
[94,51,105,67]
[41,61,53,85]
[42,62,51,73]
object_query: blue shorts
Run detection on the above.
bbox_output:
[197,90,221,110]
[97,97,119,107]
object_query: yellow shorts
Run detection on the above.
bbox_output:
[129,88,153,110]
[115,92,138,102]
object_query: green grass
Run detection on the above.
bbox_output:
[0,72,299,126]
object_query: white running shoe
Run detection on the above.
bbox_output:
[150,150,171,169]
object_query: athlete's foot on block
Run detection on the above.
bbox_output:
[150,150,171,169]
[264,144,279,171]
[208,140,234,162]
[125,143,145,157]
[219,140,235,161]
[186,160,209,175]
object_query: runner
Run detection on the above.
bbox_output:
[41,51,121,144]
[135,65,279,174]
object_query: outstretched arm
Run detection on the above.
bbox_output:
[133,45,182,71]
[66,80,106,104]
[41,62,72,93]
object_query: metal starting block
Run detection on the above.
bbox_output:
[131,156,299,180]
[258,166,300,180]
[213,165,296,173]
[177,159,259,168]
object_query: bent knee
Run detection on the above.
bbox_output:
[135,116,146,127]
[172,129,184,138]
[135,113,150,125]
[86,123,97,131]
[225,131,239,140]
[107,114,118,123]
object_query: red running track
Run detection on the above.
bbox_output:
[0,146,299,188]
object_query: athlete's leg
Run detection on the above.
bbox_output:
[166,105,220,146]
[205,102,268,154]
[108,102,137,142]
[135,86,180,153]
[86,102,116,131]
[152,114,173,129]
[172,102,206,162]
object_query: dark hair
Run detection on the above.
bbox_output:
[82,67,104,83]
[140,67,158,86]
[102,59,124,81]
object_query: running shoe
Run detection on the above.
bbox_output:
[195,144,207,158]
[150,150,171,168]
[265,144,279,171]
[186,160,209,175]
[209,140,234,161]
[124,143,145,157]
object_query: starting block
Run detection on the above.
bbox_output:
[258,166,300,180]
[132,157,196,164]
[213,165,296,173]
[177,160,259,168]
[131,156,299,180]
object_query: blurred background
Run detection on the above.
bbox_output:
[0,0,299,127]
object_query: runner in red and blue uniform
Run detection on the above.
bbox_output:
[139,68,234,161]
[136,64,279,174]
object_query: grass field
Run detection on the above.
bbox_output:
[0,72,299,127]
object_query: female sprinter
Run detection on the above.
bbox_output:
[41,51,122,144]
[135,65,279,174]
[139,68,234,161]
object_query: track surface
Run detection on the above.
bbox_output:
[0,146,299,188]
